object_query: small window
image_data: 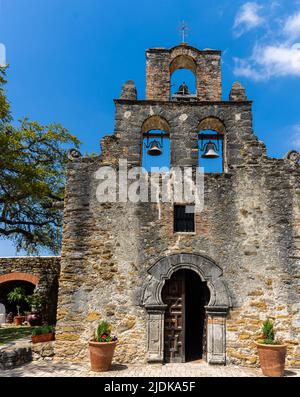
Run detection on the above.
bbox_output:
[174,205,195,233]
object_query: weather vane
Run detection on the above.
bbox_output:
[178,21,190,43]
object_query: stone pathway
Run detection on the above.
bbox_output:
[1,360,300,377]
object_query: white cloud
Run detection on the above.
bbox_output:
[0,43,6,67]
[234,43,300,79]
[233,57,264,81]
[233,2,264,37]
[291,124,300,149]
[284,11,300,40]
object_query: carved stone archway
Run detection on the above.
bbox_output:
[141,253,231,364]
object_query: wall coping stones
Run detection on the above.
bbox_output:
[114,99,253,106]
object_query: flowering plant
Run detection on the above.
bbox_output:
[94,320,117,343]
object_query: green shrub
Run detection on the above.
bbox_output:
[26,293,45,312]
[94,320,117,343]
[261,318,275,345]
[32,325,53,336]
[7,287,27,316]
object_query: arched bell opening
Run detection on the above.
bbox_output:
[162,268,210,363]
[197,117,227,173]
[170,55,197,101]
[141,116,171,172]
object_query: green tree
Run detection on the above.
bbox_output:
[7,287,27,316]
[0,67,11,122]
[0,67,80,254]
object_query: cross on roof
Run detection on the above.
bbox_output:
[178,21,190,43]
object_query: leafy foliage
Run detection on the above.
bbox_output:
[94,320,117,343]
[26,292,45,312]
[7,287,27,315]
[0,67,11,122]
[261,318,275,345]
[0,67,80,253]
[32,325,53,336]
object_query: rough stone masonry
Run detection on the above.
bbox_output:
[48,43,299,367]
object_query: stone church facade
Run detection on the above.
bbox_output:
[1,43,300,367]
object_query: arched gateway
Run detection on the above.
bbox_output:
[141,253,231,365]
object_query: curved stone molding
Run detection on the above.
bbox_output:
[67,148,82,161]
[284,150,300,164]
[142,253,231,308]
[141,253,231,364]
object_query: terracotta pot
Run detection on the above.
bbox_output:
[89,341,117,372]
[256,342,287,377]
[14,316,24,326]
[31,332,55,344]
[27,313,42,326]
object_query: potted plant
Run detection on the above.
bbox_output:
[255,318,287,377]
[31,325,55,343]
[89,320,117,372]
[26,292,44,326]
[7,287,27,326]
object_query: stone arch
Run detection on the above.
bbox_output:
[141,115,171,135]
[142,253,231,308]
[169,54,197,99]
[141,115,171,169]
[197,117,227,173]
[169,54,197,75]
[141,253,231,364]
[197,117,226,135]
[0,272,39,285]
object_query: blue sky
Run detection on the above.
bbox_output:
[0,0,300,255]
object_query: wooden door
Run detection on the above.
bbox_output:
[162,272,185,363]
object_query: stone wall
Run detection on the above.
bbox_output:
[0,341,32,369]
[0,257,61,324]
[55,119,300,367]
[32,341,55,361]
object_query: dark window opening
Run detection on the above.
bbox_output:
[174,205,195,233]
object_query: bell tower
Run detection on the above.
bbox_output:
[145,44,222,101]
[106,41,264,173]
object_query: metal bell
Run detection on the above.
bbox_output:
[201,141,220,159]
[147,140,162,156]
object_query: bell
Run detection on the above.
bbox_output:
[201,141,220,159]
[177,82,190,96]
[147,140,162,156]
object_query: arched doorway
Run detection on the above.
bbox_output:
[162,269,210,363]
[0,280,35,316]
[142,253,231,364]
